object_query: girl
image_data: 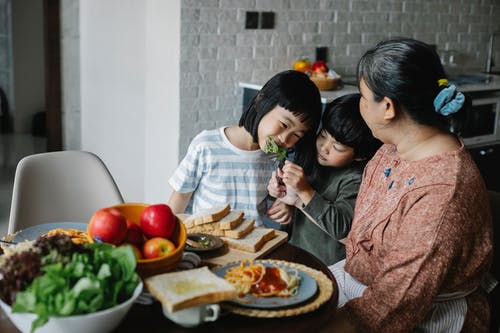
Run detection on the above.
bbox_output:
[322,38,495,333]
[168,70,322,226]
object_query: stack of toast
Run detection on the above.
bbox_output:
[180,204,276,252]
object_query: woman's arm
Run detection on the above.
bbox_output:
[167,191,193,214]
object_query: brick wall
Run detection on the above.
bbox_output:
[179,0,500,157]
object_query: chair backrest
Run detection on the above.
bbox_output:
[8,150,124,234]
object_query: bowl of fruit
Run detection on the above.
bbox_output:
[87,203,187,278]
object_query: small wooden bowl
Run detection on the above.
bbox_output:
[89,203,187,278]
[310,74,342,91]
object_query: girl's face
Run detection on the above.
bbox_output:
[257,105,309,151]
[316,129,355,167]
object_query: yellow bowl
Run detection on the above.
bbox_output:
[88,203,187,278]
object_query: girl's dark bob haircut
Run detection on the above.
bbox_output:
[239,70,322,174]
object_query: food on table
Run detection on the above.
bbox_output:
[124,220,144,246]
[0,233,140,332]
[221,227,275,253]
[140,203,176,239]
[88,207,128,245]
[44,227,90,245]
[224,259,300,297]
[145,266,237,312]
[182,203,231,227]
[183,209,243,229]
[293,58,311,73]
[187,217,255,239]
[142,237,176,259]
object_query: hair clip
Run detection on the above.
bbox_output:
[437,78,449,87]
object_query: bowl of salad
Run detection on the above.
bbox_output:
[0,234,142,333]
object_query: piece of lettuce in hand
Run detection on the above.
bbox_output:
[265,136,287,161]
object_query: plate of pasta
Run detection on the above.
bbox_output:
[213,259,318,309]
[12,222,89,244]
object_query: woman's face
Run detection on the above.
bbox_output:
[257,105,309,151]
[316,129,355,167]
[359,79,386,141]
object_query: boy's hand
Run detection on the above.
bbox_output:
[267,170,287,199]
[266,199,293,225]
[281,160,314,206]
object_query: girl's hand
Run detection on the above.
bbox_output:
[266,200,293,225]
[267,170,287,199]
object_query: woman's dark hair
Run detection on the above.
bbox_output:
[239,70,322,174]
[357,37,470,134]
[323,93,382,159]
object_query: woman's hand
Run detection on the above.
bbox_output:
[266,199,293,225]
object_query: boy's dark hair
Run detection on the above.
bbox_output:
[239,70,322,175]
[323,93,381,159]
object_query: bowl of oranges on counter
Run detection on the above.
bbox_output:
[88,202,187,278]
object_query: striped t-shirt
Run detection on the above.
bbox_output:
[169,127,275,225]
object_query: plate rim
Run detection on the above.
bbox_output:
[185,233,225,252]
[12,222,88,243]
[213,260,318,309]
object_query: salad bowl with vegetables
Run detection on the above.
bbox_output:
[0,234,142,333]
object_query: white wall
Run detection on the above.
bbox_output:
[80,0,180,203]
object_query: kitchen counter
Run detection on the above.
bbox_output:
[239,82,359,104]
[240,73,500,104]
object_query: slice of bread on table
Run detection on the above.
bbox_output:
[222,227,275,252]
[145,266,237,312]
[185,210,244,231]
[183,204,231,228]
[186,217,254,239]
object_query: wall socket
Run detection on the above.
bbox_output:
[245,11,275,30]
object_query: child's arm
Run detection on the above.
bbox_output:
[167,190,193,214]
[265,199,293,225]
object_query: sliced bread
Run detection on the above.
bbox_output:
[183,204,231,228]
[145,266,237,312]
[222,218,254,238]
[185,210,244,233]
[222,227,275,252]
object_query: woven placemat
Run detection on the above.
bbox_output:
[218,259,334,318]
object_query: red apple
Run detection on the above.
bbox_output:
[312,60,328,74]
[88,208,127,245]
[142,237,176,259]
[140,204,176,239]
[124,220,144,246]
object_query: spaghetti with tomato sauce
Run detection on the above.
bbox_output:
[224,260,299,297]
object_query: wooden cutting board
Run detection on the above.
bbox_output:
[201,230,288,267]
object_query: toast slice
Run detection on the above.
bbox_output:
[222,227,275,252]
[183,204,231,228]
[145,266,237,312]
[222,218,254,238]
[185,210,244,233]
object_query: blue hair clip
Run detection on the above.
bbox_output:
[433,84,465,116]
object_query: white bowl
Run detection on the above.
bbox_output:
[0,281,143,333]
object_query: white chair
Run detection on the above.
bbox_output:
[8,150,124,234]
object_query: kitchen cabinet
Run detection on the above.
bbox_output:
[469,143,500,192]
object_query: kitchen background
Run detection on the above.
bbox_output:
[0,0,500,235]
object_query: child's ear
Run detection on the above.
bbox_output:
[382,96,396,120]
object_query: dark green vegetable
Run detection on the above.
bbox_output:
[265,136,287,161]
[4,236,139,333]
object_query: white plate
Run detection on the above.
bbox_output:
[213,261,318,309]
[12,222,88,243]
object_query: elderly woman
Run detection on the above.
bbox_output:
[322,38,495,333]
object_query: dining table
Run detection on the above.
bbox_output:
[0,242,339,333]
